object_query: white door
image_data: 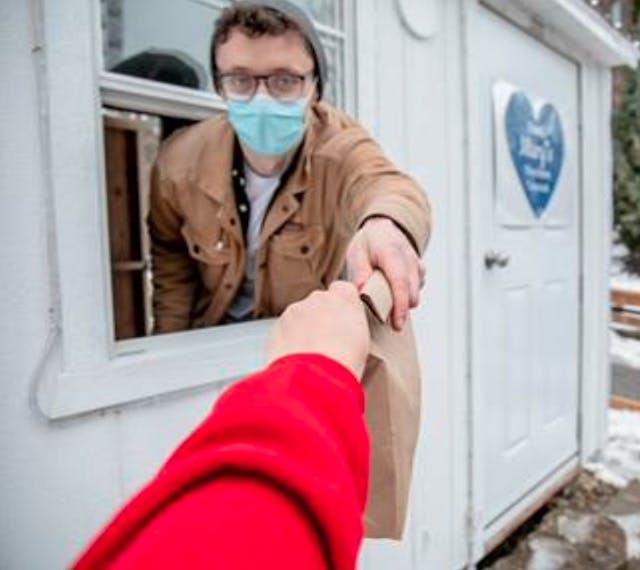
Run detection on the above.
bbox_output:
[469,7,580,525]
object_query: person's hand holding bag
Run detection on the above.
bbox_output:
[267,280,370,380]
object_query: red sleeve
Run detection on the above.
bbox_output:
[71,353,370,570]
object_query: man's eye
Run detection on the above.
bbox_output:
[230,76,254,91]
[271,75,299,91]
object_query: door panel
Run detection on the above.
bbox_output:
[503,285,532,450]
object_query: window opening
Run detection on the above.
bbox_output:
[99,0,347,340]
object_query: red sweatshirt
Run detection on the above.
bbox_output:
[72,353,370,570]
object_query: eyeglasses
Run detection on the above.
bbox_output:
[218,71,316,102]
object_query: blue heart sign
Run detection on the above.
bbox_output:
[505,91,564,218]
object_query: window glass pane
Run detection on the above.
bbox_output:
[321,36,343,107]
[101,1,343,95]
[100,0,347,340]
[293,0,342,29]
[101,0,219,91]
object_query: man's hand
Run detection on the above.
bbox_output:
[346,217,426,331]
[267,281,370,379]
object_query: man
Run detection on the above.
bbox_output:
[149,0,431,334]
[73,282,370,569]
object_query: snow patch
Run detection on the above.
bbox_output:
[611,275,640,294]
[527,536,573,570]
[587,410,640,488]
[557,514,595,544]
[610,331,640,370]
[611,513,640,559]
[610,240,639,291]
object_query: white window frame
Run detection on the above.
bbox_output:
[35,0,356,419]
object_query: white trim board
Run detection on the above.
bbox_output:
[481,0,639,68]
[100,72,225,120]
[35,321,270,420]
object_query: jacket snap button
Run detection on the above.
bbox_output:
[193,244,200,254]
[230,218,236,226]
[300,245,309,255]
[282,205,289,213]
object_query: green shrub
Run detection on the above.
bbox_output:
[613,66,640,275]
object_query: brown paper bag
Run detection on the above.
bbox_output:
[359,271,422,539]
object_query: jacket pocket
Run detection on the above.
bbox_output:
[181,225,231,264]
[267,224,325,314]
[181,224,231,292]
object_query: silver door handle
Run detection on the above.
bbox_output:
[484,250,510,269]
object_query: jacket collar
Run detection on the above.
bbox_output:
[193,118,236,204]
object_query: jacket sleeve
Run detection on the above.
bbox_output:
[71,354,370,570]
[147,164,198,333]
[335,127,432,254]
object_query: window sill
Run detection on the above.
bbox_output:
[100,71,226,120]
[35,320,271,420]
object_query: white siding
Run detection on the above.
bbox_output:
[0,2,121,567]
[355,1,465,568]
[0,0,627,568]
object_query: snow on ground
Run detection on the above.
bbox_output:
[611,330,640,370]
[611,274,640,293]
[610,240,640,292]
[556,513,595,544]
[610,513,640,559]
[586,409,640,488]
[527,536,573,570]
[609,243,640,372]
[585,410,640,559]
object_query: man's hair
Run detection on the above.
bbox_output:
[210,5,316,91]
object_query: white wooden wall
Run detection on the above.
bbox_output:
[0,0,621,568]
[355,1,468,568]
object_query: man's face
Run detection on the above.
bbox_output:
[216,28,318,102]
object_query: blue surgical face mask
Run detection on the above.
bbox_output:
[228,95,308,156]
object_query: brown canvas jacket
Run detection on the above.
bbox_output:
[149,101,431,333]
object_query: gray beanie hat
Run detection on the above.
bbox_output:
[211,0,328,99]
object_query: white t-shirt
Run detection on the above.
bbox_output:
[226,164,280,320]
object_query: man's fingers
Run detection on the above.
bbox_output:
[391,283,410,331]
[378,248,410,330]
[347,240,374,290]
[346,220,427,330]
[418,260,427,288]
[408,257,421,308]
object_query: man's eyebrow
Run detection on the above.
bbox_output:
[268,66,310,74]
[219,66,310,75]
[218,66,253,74]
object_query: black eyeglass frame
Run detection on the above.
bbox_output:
[218,70,317,102]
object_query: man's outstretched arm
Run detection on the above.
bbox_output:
[334,128,431,331]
